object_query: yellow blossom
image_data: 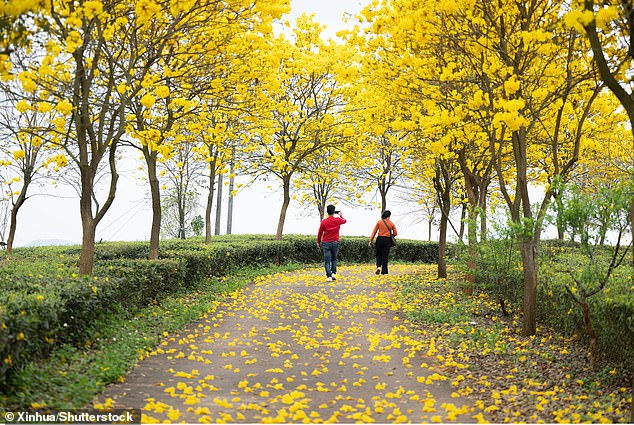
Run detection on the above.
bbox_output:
[16,100,31,113]
[141,93,156,109]
[155,85,170,99]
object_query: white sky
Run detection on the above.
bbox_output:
[11,0,436,247]
[286,0,366,39]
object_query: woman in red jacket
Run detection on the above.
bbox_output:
[369,210,397,275]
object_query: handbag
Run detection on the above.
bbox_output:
[382,219,396,247]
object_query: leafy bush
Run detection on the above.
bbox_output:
[464,238,524,315]
[539,245,633,369]
[462,238,633,369]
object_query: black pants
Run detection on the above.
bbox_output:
[375,236,392,274]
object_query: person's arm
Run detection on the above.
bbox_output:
[391,221,398,237]
[369,222,379,246]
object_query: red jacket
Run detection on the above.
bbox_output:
[317,215,347,244]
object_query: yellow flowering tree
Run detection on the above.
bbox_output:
[350,132,409,213]
[293,146,359,220]
[126,52,203,257]
[190,3,290,242]
[345,0,466,278]
[126,0,288,254]
[444,0,607,336]
[0,51,68,254]
[288,31,369,221]
[349,0,620,335]
[243,16,351,240]
[0,98,45,254]
[16,0,183,274]
[435,160,463,279]
[189,110,238,242]
[127,76,193,256]
[6,0,288,272]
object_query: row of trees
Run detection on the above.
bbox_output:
[342,0,633,337]
[0,1,632,337]
[0,1,419,271]
[0,0,302,271]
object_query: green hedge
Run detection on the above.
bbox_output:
[0,235,438,386]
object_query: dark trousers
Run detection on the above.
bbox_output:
[375,236,392,274]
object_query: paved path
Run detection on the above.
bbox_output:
[96,265,476,423]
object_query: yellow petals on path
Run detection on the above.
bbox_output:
[96,265,473,423]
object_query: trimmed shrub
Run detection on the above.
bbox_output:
[97,258,187,308]
[0,288,63,385]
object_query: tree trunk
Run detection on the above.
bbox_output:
[380,188,387,213]
[79,215,96,275]
[428,219,432,241]
[437,184,451,279]
[465,205,478,295]
[434,160,453,279]
[77,144,119,274]
[205,157,216,244]
[226,178,234,235]
[480,196,488,242]
[520,238,538,336]
[226,155,234,235]
[5,174,30,255]
[177,187,186,239]
[79,168,96,275]
[458,203,466,244]
[215,173,223,235]
[631,198,634,267]
[6,204,19,256]
[144,147,161,260]
[438,201,449,279]
[77,144,119,275]
[276,177,291,240]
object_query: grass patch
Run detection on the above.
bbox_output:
[0,263,306,410]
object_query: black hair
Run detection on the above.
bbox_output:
[326,204,336,215]
[381,210,391,219]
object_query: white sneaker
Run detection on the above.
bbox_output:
[326,276,333,282]
[375,267,381,275]
[331,274,337,280]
